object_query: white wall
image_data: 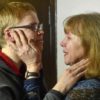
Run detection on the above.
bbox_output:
[57,0,100,78]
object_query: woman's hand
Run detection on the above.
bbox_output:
[8,29,42,73]
[53,59,89,94]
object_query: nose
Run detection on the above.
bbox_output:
[37,30,44,35]
[60,38,66,47]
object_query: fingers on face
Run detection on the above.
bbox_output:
[71,59,89,70]
[8,40,16,51]
[67,59,89,78]
[11,29,28,47]
[28,39,40,53]
[12,30,22,47]
[18,30,28,45]
[10,29,40,54]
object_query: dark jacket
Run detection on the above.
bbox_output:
[0,51,46,100]
[0,51,26,100]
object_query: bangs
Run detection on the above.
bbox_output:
[63,16,83,35]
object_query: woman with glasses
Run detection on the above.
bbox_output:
[0,1,89,100]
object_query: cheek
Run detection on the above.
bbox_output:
[64,42,75,60]
[25,30,35,40]
[69,43,85,62]
[77,47,85,57]
[73,44,85,60]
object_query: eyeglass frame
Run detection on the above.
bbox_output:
[9,23,43,32]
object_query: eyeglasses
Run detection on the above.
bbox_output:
[9,23,43,32]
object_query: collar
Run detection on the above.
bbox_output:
[0,51,20,75]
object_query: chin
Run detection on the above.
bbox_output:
[64,59,75,65]
[65,60,70,65]
[39,45,43,51]
[67,59,82,65]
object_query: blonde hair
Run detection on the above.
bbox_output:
[64,12,100,78]
[0,2,36,48]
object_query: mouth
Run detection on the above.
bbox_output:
[63,51,68,56]
[36,39,44,43]
[31,38,43,41]
[35,36,43,42]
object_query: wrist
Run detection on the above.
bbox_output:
[52,83,68,94]
[26,63,41,73]
[25,71,40,79]
[50,89,65,99]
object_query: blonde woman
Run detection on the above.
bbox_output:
[59,13,100,100]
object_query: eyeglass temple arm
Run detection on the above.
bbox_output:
[9,26,28,29]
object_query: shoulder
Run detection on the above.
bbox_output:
[73,78,100,89]
[65,79,100,100]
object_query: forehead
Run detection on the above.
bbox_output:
[18,11,39,25]
[65,30,80,40]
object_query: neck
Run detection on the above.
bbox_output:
[2,45,21,69]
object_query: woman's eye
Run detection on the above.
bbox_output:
[67,36,71,40]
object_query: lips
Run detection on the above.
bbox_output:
[63,50,67,53]
[36,39,43,43]
[63,50,68,56]
[36,36,43,41]
[32,37,43,42]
